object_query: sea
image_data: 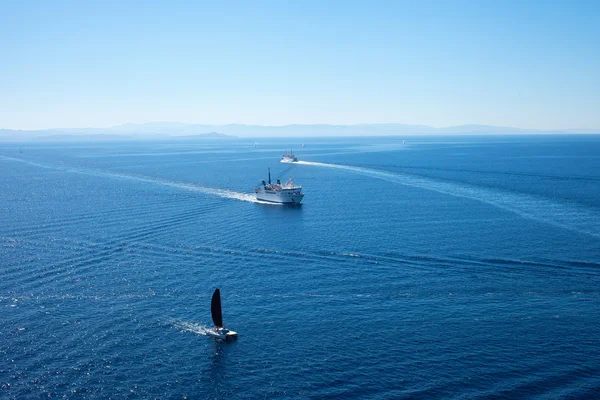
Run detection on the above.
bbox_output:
[1,135,599,399]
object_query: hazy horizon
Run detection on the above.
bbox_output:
[2,121,600,141]
[3,121,600,132]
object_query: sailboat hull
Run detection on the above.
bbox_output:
[206,328,238,341]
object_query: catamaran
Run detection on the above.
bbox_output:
[205,288,238,341]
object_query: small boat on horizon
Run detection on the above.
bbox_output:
[205,288,238,342]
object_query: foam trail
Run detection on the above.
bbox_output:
[297,161,600,239]
[121,175,266,204]
[172,320,210,336]
[1,156,274,205]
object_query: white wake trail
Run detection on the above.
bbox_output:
[1,156,268,204]
[172,320,210,336]
[297,161,600,239]
[118,175,267,204]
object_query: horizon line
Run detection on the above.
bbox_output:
[2,121,599,132]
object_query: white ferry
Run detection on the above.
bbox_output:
[281,150,298,163]
[255,168,304,204]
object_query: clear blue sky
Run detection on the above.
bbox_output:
[1,0,599,130]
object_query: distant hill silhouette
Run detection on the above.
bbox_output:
[1,123,598,141]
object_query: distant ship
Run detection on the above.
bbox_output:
[255,168,304,204]
[281,150,298,163]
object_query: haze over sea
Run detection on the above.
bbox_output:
[1,135,599,398]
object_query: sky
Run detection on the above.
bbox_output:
[1,0,599,131]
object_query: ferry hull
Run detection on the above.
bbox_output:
[256,191,304,204]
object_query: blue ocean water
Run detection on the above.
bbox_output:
[1,135,599,398]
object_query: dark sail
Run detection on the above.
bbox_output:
[211,288,223,328]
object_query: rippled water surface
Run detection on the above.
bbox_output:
[1,135,599,398]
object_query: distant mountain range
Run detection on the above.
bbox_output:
[1,122,598,141]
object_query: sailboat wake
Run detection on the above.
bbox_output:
[296,161,600,239]
[172,320,211,336]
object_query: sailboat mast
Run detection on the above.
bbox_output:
[268,168,271,184]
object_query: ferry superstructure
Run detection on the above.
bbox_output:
[255,168,304,204]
